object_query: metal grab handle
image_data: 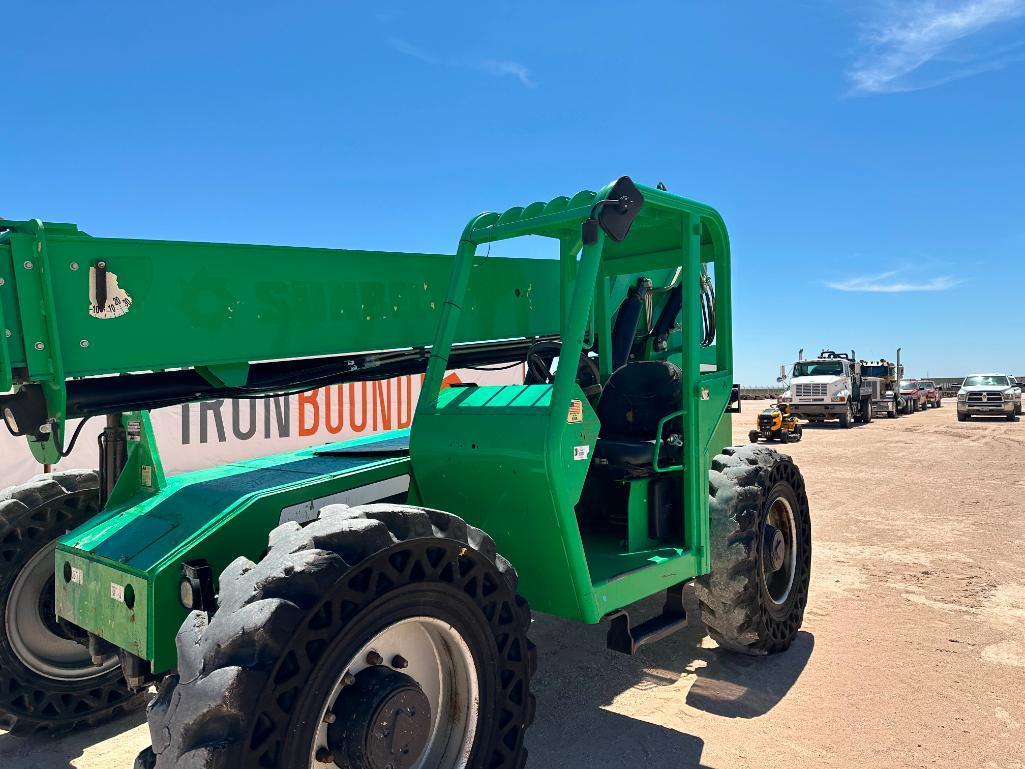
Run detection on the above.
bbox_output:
[653,408,685,473]
[0,288,11,393]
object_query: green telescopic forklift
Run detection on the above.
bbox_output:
[0,178,811,768]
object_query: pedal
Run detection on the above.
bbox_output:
[606,582,687,655]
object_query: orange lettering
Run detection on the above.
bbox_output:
[298,389,320,436]
[397,376,413,428]
[373,381,391,430]
[325,385,344,434]
[349,382,367,432]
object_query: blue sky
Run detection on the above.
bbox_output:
[2,1,1023,383]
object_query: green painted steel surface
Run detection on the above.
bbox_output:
[57,429,414,671]
[412,181,734,622]
[0,220,559,461]
[20,177,737,670]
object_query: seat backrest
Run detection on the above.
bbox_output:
[596,360,682,439]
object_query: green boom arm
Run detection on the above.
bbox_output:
[0,219,560,463]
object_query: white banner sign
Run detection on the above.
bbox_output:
[0,367,522,489]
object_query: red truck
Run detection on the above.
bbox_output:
[917,379,943,409]
[899,379,928,413]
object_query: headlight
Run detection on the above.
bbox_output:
[957,391,967,402]
[1004,390,1014,401]
[831,393,847,402]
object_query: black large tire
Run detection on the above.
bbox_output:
[137,503,536,769]
[0,470,144,734]
[862,399,873,423]
[694,446,811,655]
[839,403,853,428]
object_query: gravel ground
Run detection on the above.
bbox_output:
[2,400,1023,768]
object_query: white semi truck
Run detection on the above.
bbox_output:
[779,349,878,428]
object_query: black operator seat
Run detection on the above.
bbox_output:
[593,360,683,479]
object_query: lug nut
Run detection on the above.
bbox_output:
[323,711,337,724]
[315,747,334,764]
[366,650,383,666]
[391,654,409,669]
[342,672,355,686]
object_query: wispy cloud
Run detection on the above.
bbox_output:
[827,270,961,292]
[387,37,536,87]
[386,37,437,64]
[849,0,1025,94]
[477,60,536,87]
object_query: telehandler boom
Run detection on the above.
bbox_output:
[0,178,811,769]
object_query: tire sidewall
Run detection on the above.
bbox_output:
[757,478,811,639]
[245,537,528,769]
[282,580,501,768]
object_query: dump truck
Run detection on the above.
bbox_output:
[781,349,876,427]
[0,178,812,768]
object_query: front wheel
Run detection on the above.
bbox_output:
[839,404,853,428]
[748,430,760,444]
[137,504,536,769]
[695,446,811,655]
[958,412,969,422]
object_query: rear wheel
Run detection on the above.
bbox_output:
[137,504,535,769]
[0,471,144,734]
[695,446,811,655]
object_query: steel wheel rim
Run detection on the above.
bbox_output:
[5,539,117,681]
[762,497,798,606]
[310,616,480,769]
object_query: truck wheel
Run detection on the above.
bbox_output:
[748,430,760,443]
[0,471,144,734]
[862,399,873,423]
[695,446,811,655]
[839,404,853,428]
[958,412,969,422]
[136,504,536,769]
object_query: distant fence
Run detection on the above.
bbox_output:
[739,386,783,400]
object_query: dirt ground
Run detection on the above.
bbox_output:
[2,400,1023,768]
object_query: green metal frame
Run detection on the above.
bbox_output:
[411,181,734,623]
[4,178,736,673]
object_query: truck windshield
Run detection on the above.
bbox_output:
[899,380,915,389]
[861,365,888,377]
[963,375,1009,387]
[792,361,843,377]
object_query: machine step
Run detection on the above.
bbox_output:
[605,582,687,655]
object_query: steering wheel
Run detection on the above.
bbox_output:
[524,342,602,397]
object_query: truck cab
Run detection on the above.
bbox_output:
[781,349,874,427]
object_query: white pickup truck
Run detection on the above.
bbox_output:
[956,374,1022,421]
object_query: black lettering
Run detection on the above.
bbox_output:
[232,399,257,440]
[199,400,227,443]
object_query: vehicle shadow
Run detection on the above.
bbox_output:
[527,585,814,768]
[0,589,813,769]
[0,707,147,768]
